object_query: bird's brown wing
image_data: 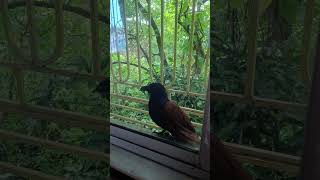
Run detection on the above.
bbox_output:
[161,101,198,142]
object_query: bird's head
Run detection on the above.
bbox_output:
[140,83,168,99]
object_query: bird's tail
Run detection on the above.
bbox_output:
[212,134,253,180]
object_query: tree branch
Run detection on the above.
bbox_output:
[136,1,168,68]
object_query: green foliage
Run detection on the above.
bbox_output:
[0,1,108,179]
[110,0,209,140]
[212,0,320,179]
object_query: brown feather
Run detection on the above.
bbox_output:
[161,101,199,143]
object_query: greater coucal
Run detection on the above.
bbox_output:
[140,83,199,143]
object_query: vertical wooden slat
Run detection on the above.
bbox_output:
[172,0,178,85]
[40,0,64,66]
[122,0,131,81]
[0,0,27,61]
[148,0,153,80]
[301,0,315,88]
[12,68,24,104]
[53,0,64,60]
[135,0,141,84]
[90,0,100,75]
[26,0,39,64]
[186,0,197,92]
[160,0,165,84]
[245,0,259,100]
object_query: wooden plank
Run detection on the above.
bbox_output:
[111,138,209,180]
[0,130,109,162]
[110,125,199,165]
[111,145,195,180]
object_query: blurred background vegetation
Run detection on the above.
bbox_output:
[0,0,108,179]
[212,0,320,179]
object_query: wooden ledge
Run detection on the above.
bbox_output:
[110,144,197,180]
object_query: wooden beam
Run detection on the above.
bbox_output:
[0,99,108,132]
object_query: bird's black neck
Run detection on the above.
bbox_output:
[150,93,168,107]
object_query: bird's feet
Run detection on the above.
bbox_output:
[152,129,165,134]
[152,129,171,138]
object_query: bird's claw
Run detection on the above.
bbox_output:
[158,129,167,135]
[153,129,172,138]
[152,129,164,134]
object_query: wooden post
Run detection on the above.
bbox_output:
[300,30,320,180]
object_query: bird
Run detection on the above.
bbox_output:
[211,132,253,180]
[140,83,199,143]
